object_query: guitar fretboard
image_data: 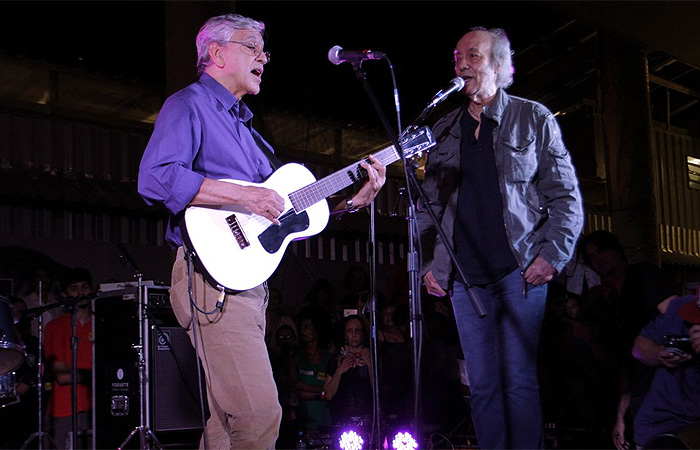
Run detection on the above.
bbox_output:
[289,146,399,212]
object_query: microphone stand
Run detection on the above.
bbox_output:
[60,293,99,449]
[393,90,491,443]
[346,60,486,447]
[21,281,57,450]
[56,293,98,449]
[397,97,486,444]
[365,199,381,447]
[401,103,486,321]
[116,247,163,450]
[348,60,396,450]
[70,297,79,449]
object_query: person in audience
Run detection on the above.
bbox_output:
[43,267,94,450]
[21,266,62,338]
[539,283,612,447]
[269,324,300,449]
[265,288,296,358]
[377,301,413,425]
[294,305,334,433]
[578,230,677,449]
[421,309,464,434]
[289,278,338,324]
[323,315,373,427]
[340,266,370,317]
[631,294,700,449]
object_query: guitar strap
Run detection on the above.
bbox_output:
[182,225,243,296]
[251,128,283,171]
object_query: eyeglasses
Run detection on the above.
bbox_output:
[228,40,271,62]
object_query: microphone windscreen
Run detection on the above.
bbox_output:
[328,45,343,65]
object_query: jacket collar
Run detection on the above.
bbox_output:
[480,88,509,125]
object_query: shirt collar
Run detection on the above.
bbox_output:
[199,73,254,123]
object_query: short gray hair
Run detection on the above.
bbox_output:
[196,14,266,75]
[471,26,515,88]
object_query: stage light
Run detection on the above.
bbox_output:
[391,430,418,450]
[338,429,365,450]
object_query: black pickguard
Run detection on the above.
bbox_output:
[258,210,310,253]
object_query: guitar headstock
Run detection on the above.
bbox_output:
[399,126,436,161]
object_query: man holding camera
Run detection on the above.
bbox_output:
[631,294,700,448]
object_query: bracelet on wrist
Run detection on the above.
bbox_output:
[346,197,359,213]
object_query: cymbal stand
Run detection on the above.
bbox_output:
[21,280,56,449]
[117,272,163,450]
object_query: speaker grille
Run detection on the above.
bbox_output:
[150,325,206,431]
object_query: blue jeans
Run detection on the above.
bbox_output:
[451,269,547,449]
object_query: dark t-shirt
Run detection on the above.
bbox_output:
[325,351,373,425]
[453,110,518,285]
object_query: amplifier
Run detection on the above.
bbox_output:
[92,286,206,449]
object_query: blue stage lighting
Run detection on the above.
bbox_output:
[338,429,365,450]
[391,431,418,450]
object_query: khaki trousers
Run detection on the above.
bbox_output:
[170,247,282,449]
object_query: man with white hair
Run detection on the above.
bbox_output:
[138,13,386,449]
[416,27,584,449]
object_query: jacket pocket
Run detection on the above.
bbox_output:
[501,133,537,182]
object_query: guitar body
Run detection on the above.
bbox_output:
[182,125,437,292]
[184,163,329,291]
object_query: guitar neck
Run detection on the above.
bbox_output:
[289,145,399,212]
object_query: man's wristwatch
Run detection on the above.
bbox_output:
[346,197,359,213]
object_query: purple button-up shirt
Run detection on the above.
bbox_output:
[138,73,275,248]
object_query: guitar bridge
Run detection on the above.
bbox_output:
[226,214,250,249]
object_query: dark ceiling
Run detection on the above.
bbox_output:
[0,1,698,220]
[543,2,700,68]
[1,1,697,132]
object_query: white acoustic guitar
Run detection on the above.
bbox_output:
[182,126,436,291]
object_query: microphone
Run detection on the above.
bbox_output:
[426,77,466,109]
[328,45,385,65]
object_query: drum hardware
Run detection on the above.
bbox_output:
[0,296,25,376]
[0,371,20,408]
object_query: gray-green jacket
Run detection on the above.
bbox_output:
[416,88,584,290]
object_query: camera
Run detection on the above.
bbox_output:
[662,334,693,356]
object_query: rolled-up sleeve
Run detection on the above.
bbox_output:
[138,96,205,216]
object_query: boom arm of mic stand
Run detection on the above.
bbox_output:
[349,62,401,152]
[403,105,434,138]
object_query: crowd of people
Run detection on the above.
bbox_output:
[4,251,697,450]
[264,231,699,450]
[538,230,698,450]
[263,265,468,449]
